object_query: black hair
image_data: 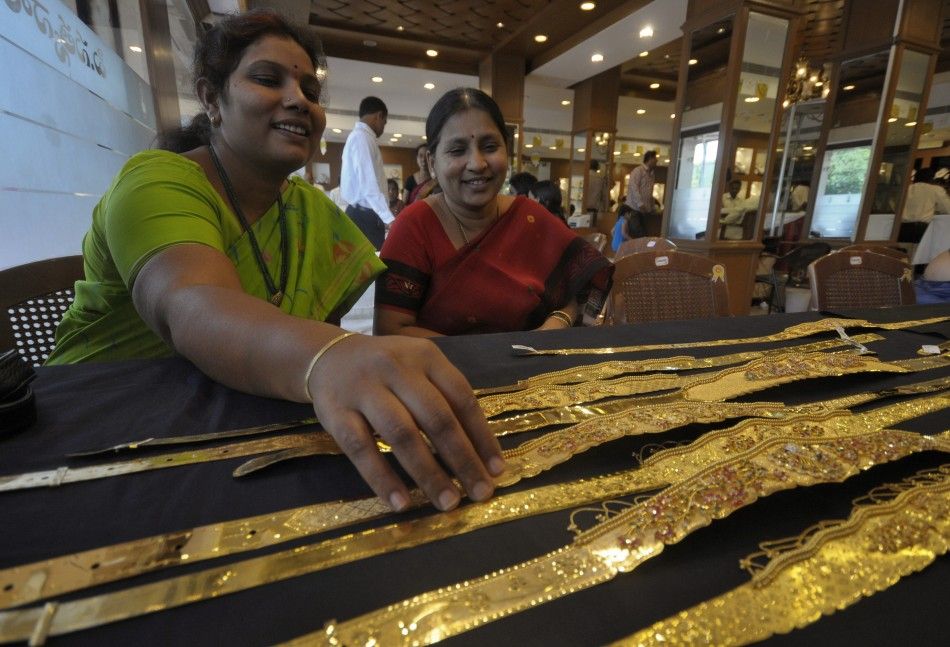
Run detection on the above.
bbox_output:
[425,88,508,155]
[643,150,657,163]
[387,178,399,191]
[914,167,935,183]
[530,180,563,217]
[359,96,388,118]
[157,9,322,153]
[509,171,538,196]
[589,160,600,171]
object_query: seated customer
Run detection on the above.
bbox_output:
[719,179,749,240]
[375,88,613,337]
[914,249,950,304]
[509,171,537,197]
[46,11,503,513]
[530,179,568,225]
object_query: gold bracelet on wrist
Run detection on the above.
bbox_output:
[303,332,358,400]
[548,310,574,328]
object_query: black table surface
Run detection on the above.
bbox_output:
[2,305,949,646]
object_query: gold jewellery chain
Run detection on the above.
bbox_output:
[473,334,883,396]
[613,465,950,647]
[1,394,946,642]
[308,429,950,647]
[511,315,949,356]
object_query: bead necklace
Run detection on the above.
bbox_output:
[208,144,289,306]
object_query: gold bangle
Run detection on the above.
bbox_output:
[548,310,574,328]
[303,332,358,401]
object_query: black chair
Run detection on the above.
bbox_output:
[754,242,831,313]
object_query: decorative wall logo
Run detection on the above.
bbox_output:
[4,0,106,78]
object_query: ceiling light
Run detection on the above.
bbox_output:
[128,45,142,53]
[534,34,548,43]
[649,82,660,89]
[633,152,641,156]
[639,26,653,38]
[424,82,435,90]
[591,53,604,62]
[396,25,404,32]
[331,128,342,133]
[613,151,620,156]
[525,143,533,148]
[580,2,596,10]
[717,27,725,34]
[688,58,698,65]
[577,147,585,152]
[639,50,649,57]
[393,133,402,138]
[390,138,398,142]
[550,145,557,150]
[421,135,427,140]
[636,108,646,115]
[371,76,383,83]
[744,96,760,103]
[802,145,813,151]
[426,49,438,57]
[561,99,571,106]
[905,121,917,127]
[670,113,676,119]
[887,117,897,122]
[664,159,670,163]
[843,84,855,91]
[497,22,504,28]
[363,40,377,47]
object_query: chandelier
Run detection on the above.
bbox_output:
[782,58,830,108]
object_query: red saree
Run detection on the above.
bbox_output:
[377,197,613,335]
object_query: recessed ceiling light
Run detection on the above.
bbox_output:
[371,76,383,83]
[591,53,604,62]
[843,84,855,91]
[363,40,377,47]
[688,58,698,65]
[636,108,646,115]
[534,34,548,43]
[670,113,676,119]
[497,22,504,28]
[561,99,571,106]
[577,147,585,152]
[580,2,596,10]
[525,143,533,148]
[331,128,342,133]
[639,50,649,57]
[128,45,142,53]
[421,135,427,140]
[649,82,660,89]
[887,117,897,122]
[549,145,557,150]
[744,97,760,103]
[905,121,917,127]
[639,26,653,38]
[393,133,403,138]
[424,82,435,90]
[390,138,398,142]
[802,145,813,151]
[717,27,725,34]
[426,49,438,57]
[397,25,404,32]
[664,158,670,163]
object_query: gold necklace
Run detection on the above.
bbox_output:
[441,196,499,245]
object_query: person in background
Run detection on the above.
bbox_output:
[530,179,568,225]
[584,159,609,217]
[341,96,394,250]
[375,88,612,337]
[46,10,503,513]
[387,178,404,216]
[612,204,634,252]
[914,249,950,304]
[625,150,657,238]
[719,179,748,240]
[789,180,809,212]
[900,167,950,244]
[509,171,537,197]
[403,143,430,205]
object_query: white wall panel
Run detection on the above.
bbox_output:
[0,191,98,269]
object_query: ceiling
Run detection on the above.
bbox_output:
[189,0,949,155]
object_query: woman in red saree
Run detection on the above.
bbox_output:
[375,88,612,337]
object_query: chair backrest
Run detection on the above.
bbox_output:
[0,255,84,366]
[614,237,677,261]
[582,231,608,254]
[839,244,909,262]
[608,250,730,324]
[808,249,915,310]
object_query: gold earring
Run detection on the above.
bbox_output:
[209,113,220,127]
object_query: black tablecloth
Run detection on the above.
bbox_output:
[2,305,949,646]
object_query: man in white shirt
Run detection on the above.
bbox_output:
[625,150,657,237]
[900,167,950,243]
[341,96,394,250]
[719,179,749,240]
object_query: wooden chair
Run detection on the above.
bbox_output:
[614,237,677,261]
[606,251,730,324]
[808,249,915,310]
[0,256,84,366]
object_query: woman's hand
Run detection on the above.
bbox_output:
[307,334,505,511]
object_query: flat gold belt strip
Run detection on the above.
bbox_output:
[4,382,946,611]
[613,466,950,647]
[308,429,950,647]
[472,334,882,396]
[511,315,949,356]
[0,395,945,637]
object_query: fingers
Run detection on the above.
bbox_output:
[317,407,413,512]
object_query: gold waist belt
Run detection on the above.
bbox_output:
[613,464,950,647]
[3,384,946,612]
[2,395,946,644]
[511,315,949,356]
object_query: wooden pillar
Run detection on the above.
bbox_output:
[570,67,620,232]
[479,53,525,169]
